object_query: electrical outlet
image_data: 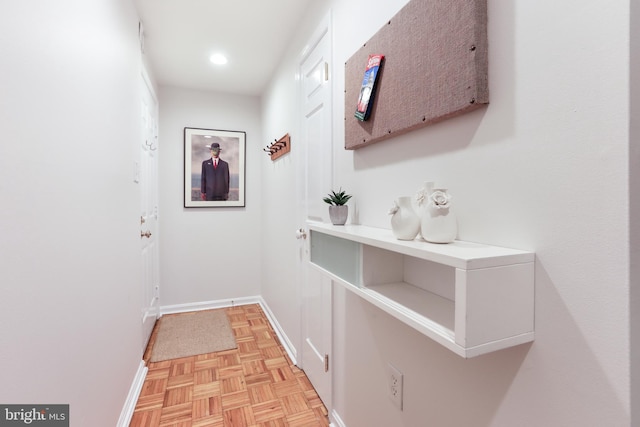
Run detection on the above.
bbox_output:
[387,363,403,410]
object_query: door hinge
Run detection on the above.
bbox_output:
[324,354,329,372]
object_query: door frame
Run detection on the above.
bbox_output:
[140,68,160,353]
[296,9,334,413]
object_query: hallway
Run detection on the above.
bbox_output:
[130,304,329,426]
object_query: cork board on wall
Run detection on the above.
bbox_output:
[345,0,488,150]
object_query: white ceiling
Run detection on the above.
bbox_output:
[133,0,313,96]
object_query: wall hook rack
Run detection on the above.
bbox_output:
[265,133,291,161]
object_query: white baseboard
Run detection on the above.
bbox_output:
[160,295,261,315]
[117,360,147,427]
[159,297,298,365]
[330,409,347,427]
[256,297,298,365]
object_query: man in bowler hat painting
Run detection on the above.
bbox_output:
[200,142,229,201]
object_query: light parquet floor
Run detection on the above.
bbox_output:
[130,304,330,427]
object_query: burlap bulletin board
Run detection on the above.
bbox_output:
[344,0,488,150]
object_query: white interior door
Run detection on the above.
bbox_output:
[140,73,159,353]
[298,15,333,410]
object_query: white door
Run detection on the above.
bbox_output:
[298,15,333,409]
[140,73,160,353]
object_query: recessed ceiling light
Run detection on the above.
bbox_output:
[210,53,228,65]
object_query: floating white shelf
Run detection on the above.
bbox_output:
[309,222,535,358]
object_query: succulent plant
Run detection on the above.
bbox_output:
[323,188,352,206]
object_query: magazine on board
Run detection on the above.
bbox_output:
[355,54,384,121]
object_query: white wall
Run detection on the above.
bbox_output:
[0,1,145,425]
[630,0,640,425]
[259,9,315,356]
[158,87,263,307]
[262,0,635,426]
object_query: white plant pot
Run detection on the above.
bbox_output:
[329,205,348,225]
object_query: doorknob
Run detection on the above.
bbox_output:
[295,228,307,240]
[141,230,152,238]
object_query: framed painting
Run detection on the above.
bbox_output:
[184,127,246,207]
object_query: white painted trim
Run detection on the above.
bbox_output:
[257,297,298,365]
[300,9,331,63]
[117,360,147,427]
[159,296,261,315]
[330,409,347,427]
[159,297,298,366]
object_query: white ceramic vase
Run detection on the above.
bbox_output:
[389,196,420,240]
[413,182,434,216]
[420,188,457,244]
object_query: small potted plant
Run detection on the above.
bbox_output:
[323,188,352,225]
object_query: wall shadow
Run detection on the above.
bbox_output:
[333,257,630,426]
[349,0,517,171]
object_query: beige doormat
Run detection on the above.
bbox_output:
[150,309,237,362]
